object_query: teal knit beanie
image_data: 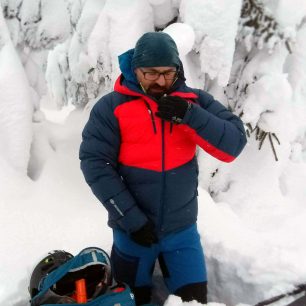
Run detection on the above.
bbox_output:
[131,32,180,69]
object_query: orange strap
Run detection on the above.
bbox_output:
[75,279,87,303]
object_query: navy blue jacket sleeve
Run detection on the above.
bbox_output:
[182,90,247,162]
[79,95,148,233]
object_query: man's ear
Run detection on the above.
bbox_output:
[134,68,141,80]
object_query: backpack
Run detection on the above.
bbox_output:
[30,247,136,306]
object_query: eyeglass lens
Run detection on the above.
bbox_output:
[142,70,177,80]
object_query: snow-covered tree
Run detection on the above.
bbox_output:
[194,1,306,304]
[1,0,72,110]
[0,5,33,174]
[46,0,154,109]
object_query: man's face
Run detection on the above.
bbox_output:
[134,66,177,99]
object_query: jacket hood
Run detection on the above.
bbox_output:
[118,49,139,85]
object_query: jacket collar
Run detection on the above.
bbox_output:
[114,75,198,101]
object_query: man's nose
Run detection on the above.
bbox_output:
[155,73,166,86]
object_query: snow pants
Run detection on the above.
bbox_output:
[111,224,207,304]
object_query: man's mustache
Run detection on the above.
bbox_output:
[149,85,166,91]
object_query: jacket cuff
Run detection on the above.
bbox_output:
[117,205,148,234]
[181,102,194,124]
[104,189,148,234]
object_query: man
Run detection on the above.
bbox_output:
[79,32,247,305]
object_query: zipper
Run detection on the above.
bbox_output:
[143,100,157,134]
[158,119,166,232]
[143,95,166,232]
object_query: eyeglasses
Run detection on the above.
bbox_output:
[140,69,178,81]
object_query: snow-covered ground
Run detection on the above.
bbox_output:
[3,106,306,306]
[1,0,306,306]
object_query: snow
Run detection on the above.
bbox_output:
[274,0,306,28]
[0,109,113,305]
[87,0,154,81]
[164,295,227,306]
[1,0,306,306]
[19,0,71,49]
[148,0,167,5]
[285,24,306,99]
[45,41,71,108]
[149,0,177,29]
[163,23,200,89]
[0,8,33,174]
[68,0,107,83]
[241,72,293,135]
[163,23,195,56]
[180,0,243,86]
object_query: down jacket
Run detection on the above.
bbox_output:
[79,59,247,238]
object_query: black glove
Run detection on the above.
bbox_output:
[130,221,158,247]
[156,96,191,124]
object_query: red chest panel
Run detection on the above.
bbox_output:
[114,98,196,172]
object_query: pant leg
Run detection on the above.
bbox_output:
[111,229,159,305]
[174,282,208,304]
[159,224,207,295]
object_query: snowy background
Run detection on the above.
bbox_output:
[1,0,306,305]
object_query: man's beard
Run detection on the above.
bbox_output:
[147,85,168,99]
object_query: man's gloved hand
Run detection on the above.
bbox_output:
[156,96,191,124]
[130,221,158,247]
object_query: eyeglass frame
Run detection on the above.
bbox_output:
[140,68,178,81]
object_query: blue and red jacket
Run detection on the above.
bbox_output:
[79,59,247,238]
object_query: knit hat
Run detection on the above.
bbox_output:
[131,32,180,69]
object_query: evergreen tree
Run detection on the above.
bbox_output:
[1,0,72,109]
[225,0,295,161]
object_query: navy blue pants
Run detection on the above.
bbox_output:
[111,224,207,294]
